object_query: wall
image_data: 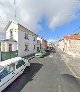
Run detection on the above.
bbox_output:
[67,40,80,52]
[6,21,18,50]
[6,21,37,57]
[29,33,37,54]
[61,39,80,57]
[18,24,37,57]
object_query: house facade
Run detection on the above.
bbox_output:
[37,37,47,50]
[6,21,37,57]
[0,20,38,61]
[58,34,80,57]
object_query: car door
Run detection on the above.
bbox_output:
[14,60,26,77]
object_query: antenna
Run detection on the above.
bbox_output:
[14,0,16,21]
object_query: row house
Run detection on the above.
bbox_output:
[37,37,47,50]
[58,34,80,57]
[0,20,38,61]
[58,39,65,51]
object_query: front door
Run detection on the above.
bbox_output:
[9,44,12,52]
[37,47,39,51]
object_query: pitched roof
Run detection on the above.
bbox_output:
[5,20,38,37]
[64,34,80,40]
[4,20,13,31]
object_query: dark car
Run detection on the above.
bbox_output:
[45,49,50,55]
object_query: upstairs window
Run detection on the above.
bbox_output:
[37,40,40,45]
[10,29,13,39]
[24,33,28,39]
[33,37,36,41]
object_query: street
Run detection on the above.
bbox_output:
[2,48,80,92]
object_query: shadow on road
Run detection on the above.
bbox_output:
[61,74,78,81]
[61,74,80,87]
[2,63,43,92]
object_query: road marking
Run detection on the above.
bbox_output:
[49,55,53,58]
[58,85,62,92]
[44,57,46,58]
[61,54,80,78]
[57,78,62,92]
[65,63,80,79]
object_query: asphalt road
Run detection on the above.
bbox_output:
[2,48,80,92]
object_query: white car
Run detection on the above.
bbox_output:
[0,57,30,92]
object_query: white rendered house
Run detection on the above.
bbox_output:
[0,20,38,61]
[6,20,37,57]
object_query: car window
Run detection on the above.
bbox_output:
[8,63,15,72]
[16,60,25,69]
[0,68,11,79]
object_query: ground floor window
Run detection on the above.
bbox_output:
[25,44,28,51]
[37,47,39,51]
[34,45,35,50]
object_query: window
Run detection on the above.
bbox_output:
[25,44,28,51]
[33,37,35,41]
[37,40,40,45]
[10,29,13,39]
[8,63,15,71]
[24,33,28,39]
[34,45,35,50]
[0,68,10,79]
[16,60,25,69]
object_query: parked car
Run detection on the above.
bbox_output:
[0,57,30,92]
[35,51,46,58]
[45,49,50,55]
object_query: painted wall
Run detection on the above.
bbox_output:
[18,24,37,57]
[6,21,18,50]
[6,22,37,57]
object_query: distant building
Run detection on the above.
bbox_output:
[37,37,47,50]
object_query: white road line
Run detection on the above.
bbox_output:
[57,78,62,92]
[58,85,62,92]
[61,54,80,78]
[64,61,80,79]
[49,55,53,58]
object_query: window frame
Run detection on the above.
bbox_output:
[24,33,29,40]
[25,44,29,51]
[34,45,35,50]
[16,60,25,69]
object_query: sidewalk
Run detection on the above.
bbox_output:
[58,48,80,78]
[23,53,35,60]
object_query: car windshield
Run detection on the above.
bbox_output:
[0,67,11,79]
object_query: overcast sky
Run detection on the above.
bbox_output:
[0,0,80,41]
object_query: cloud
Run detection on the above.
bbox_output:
[48,39,58,43]
[0,0,80,34]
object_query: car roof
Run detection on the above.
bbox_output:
[0,57,23,67]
